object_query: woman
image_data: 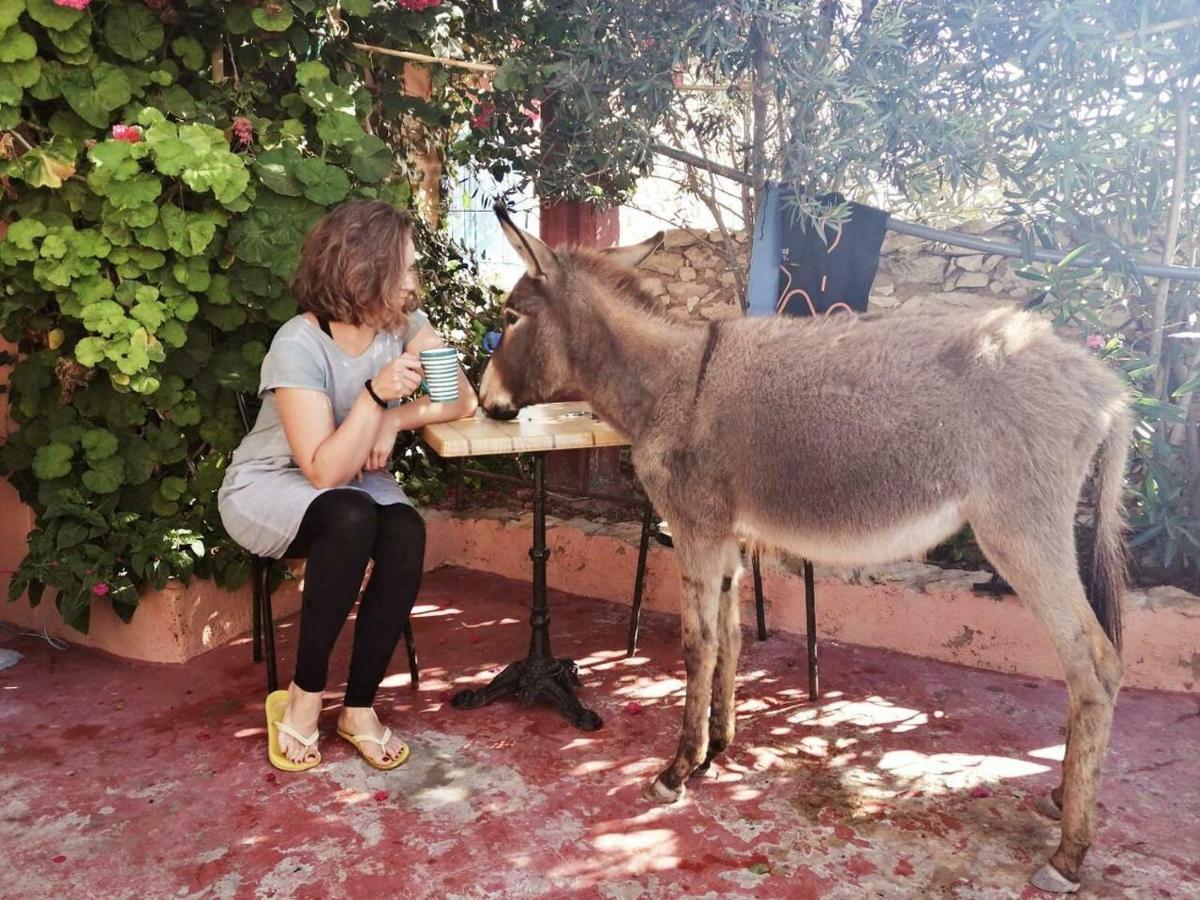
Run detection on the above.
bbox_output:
[219,201,477,772]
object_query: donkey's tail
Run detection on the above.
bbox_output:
[1087,403,1132,652]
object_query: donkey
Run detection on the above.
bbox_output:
[479,205,1130,894]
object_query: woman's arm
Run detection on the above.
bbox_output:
[278,355,424,488]
[385,324,478,430]
[360,326,478,473]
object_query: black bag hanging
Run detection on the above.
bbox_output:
[776,191,889,317]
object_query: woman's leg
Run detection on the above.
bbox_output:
[337,503,425,763]
[277,489,378,764]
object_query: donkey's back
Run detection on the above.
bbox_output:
[652,306,1128,570]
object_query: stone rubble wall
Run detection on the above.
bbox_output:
[636,221,1046,321]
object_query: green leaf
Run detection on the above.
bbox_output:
[171,36,205,70]
[57,587,90,634]
[105,173,162,211]
[316,111,365,147]
[0,0,23,31]
[294,157,349,204]
[33,443,74,480]
[13,146,77,189]
[1172,375,1200,399]
[82,455,125,493]
[160,475,187,501]
[25,0,82,31]
[104,3,164,60]
[159,204,218,255]
[82,299,128,337]
[0,26,36,64]
[45,14,90,55]
[0,56,41,89]
[253,147,304,196]
[349,134,391,183]
[294,60,329,85]
[81,428,119,463]
[61,63,133,129]
[251,2,294,32]
[340,0,372,15]
[228,189,322,276]
[75,336,107,366]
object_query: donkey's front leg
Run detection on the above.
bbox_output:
[694,543,744,777]
[644,538,725,804]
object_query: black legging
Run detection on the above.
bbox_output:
[284,489,425,707]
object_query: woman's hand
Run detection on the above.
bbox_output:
[363,419,400,472]
[371,353,424,402]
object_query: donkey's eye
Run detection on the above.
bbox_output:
[504,309,520,326]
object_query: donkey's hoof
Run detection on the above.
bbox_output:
[643,778,684,804]
[1035,793,1063,821]
[1030,863,1080,894]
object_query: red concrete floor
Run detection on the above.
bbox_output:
[1,566,1198,899]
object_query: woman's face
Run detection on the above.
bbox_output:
[397,234,419,305]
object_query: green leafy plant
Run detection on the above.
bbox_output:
[0,0,498,631]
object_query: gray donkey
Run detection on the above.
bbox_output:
[479,205,1130,894]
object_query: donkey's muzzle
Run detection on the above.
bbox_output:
[484,404,519,421]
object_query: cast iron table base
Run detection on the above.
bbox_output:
[451,453,603,731]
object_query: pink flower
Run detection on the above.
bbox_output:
[53,0,90,8]
[373,790,388,802]
[470,102,495,131]
[522,98,542,126]
[232,117,253,147]
[111,125,142,144]
[970,785,991,798]
[623,701,644,715]
[91,582,110,596]
[1085,334,1105,351]
[397,0,439,10]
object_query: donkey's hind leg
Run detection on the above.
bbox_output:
[693,542,745,778]
[972,513,1121,893]
[644,535,735,803]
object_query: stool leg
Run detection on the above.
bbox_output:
[752,550,767,641]
[804,560,818,701]
[260,560,279,694]
[627,498,655,657]
[251,558,263,663]
[403,620,419,689]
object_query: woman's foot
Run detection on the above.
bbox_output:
[338,706,406,767]
[279,682,323,765]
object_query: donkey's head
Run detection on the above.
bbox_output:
[478,203,663,419]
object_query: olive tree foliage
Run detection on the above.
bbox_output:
[459,1,1199,582]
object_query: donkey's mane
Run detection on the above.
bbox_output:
[566,247,695,327]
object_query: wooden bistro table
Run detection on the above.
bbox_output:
[420,402,629,731]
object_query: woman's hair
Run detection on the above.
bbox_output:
[291,201,421,331]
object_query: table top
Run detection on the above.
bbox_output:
[420,402,630,458]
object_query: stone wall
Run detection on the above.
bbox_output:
[637,220,1042,320]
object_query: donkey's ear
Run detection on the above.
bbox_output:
[494,200,559,280]
[601,232,665,270]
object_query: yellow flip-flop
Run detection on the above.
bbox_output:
[337,726,410,771]
[266,690,321,772]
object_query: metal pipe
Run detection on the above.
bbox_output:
[651,142,1200,283]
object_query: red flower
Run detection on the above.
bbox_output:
[53,0,90,8]
[470,102,495,131]
[373,790,388,802]
[111,125,142,144]
[91,582,110,597]
[970,785,991,798]
[623,701,644,715]
[232,117,253,148]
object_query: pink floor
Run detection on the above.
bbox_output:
[2,566,1198,899]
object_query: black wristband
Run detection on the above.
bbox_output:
[364,379,388,409]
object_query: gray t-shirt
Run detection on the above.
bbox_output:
[218,310,431,558]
